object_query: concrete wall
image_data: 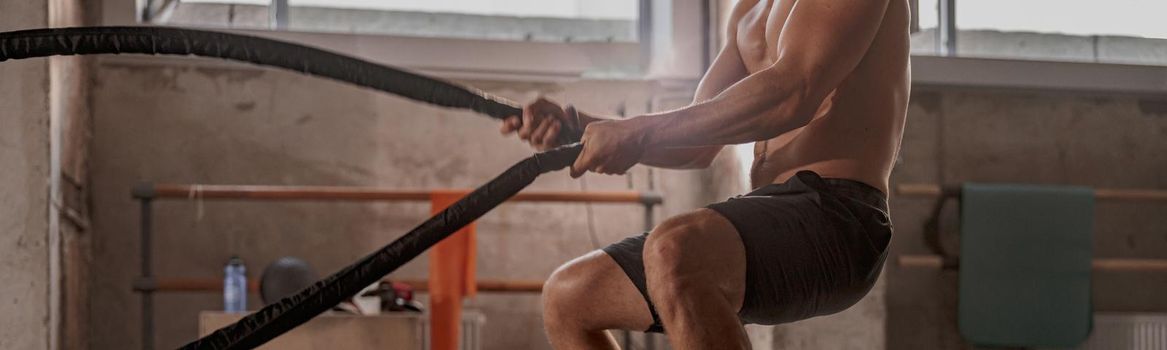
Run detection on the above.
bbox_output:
[86,56,746,350]
[886,88,1167,349]
[0,1,53,348]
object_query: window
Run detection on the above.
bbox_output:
[911,0,1167,66]
[140,0,654,78]
[957,0,1166,39]
[157,0,642,44]
[910,0,940,55]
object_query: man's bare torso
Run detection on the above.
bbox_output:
[729,0,910,193]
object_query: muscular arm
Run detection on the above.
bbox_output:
[635,38,750,169]
[629,0,892,148]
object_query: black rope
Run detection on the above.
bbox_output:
[0,26,581,142]
[182,144,581,350]
[0,26,587,349]
[0,26,524,120]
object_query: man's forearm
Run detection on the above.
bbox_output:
[631,64,819,149]
[574,110,721,169]
[570,109,606,131]
[639,146,722,169]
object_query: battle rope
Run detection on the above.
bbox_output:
[0,27,514,118]
[0,26,586,349]
[0,26,581,143]
[182,144,581,349]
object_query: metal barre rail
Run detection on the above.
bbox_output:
[133,183,663,205]
[132,182,660,349]
[133,278,544,293]
[897,254,1167,272]
[895,184,1167,201]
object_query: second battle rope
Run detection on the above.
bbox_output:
[182,144,582,350]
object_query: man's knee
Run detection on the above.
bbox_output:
[643,209,743,305]
[646,209,727,261]
[643,210,720,286]
[542,254,600,328]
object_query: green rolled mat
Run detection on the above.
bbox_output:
[958,183,1094,348]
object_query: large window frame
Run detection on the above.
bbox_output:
[105,0,1167,95]
[918,0,1167,58]
[907,0,1167,95]
[158,0,642,41]
[103,0,711,83]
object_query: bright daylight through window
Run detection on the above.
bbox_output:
[162,0,641,43]
[913,0,1167,65]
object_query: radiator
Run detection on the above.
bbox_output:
[1074,313,1167,350]
[422,310,486,350]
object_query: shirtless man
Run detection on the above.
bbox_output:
[501,0,909,348]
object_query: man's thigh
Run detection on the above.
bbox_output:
[643,208,748,312]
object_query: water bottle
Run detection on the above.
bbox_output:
[224,256,247,313]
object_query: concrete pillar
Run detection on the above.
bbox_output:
[646,0,709,80]
[50,0,94,348]
[0,1,54,349]
[0,1,91,349]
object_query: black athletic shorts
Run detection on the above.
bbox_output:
[601,170,892,333]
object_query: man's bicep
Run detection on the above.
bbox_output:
[772,0,891,96]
